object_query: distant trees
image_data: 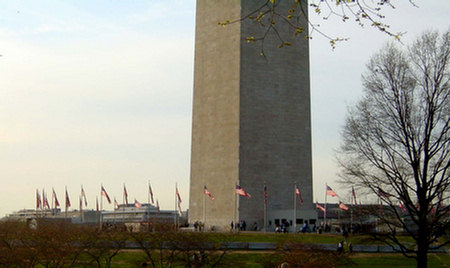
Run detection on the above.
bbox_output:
[78,226,128,268]
[130,222,227,268]
[0,220,38,268]
[32,222,84,268]
[0,220,228,268]
[338,29,450,268]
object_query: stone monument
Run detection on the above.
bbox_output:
[189,0,316,232]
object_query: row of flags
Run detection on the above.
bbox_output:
[325,185,349,210]
[36,188,72,210]
[323,185,350,211]
[201,184,306,205]
[202,183,408,215]
[320,185,411,214]
[35,183,179,214]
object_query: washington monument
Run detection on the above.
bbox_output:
[189,0,315,231]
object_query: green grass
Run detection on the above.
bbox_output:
[350,253,450,268]
[15,232,450,267]
[203,232,414,245]
[33,250,448,268]
[207,252,450,268]
[101,251,449,268]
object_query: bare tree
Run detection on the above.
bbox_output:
[79,226,128,268]
[131,222,227,268]
[0,220,38,268]
[338,29,449,268]
[33,221,84,268]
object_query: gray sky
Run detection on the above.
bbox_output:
[0,0,448,216]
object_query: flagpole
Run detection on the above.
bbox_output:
[65,186,67,218]
[43,189,46,217]
[35,190,39,219]
[324,183,327,231]
[51,189,54,216]
[122,184,125,222]
[174,182,177,229]
[263,181,267,233]
[100,185,103,228]
[148,180,153,227]
[203,184,206,227]
[41,189,43,218]
[80,195,83,223]
[350,205,353,233]
[80,186,84,223]
[234,183,238,233]
[147,180,150,224]
[293,183,297,233]
[178,185,181,228]
[96,196,99,225]
[351,187,354,233]
[147,181,150,206]
[113,198,116,224]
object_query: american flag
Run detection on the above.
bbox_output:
[81,186,88,206]
[339,201,349,210]
[149,183,154,204]
[123,184,128,205]
[53,188,60,207]
[295,185,304,205]
[43,189,50,209]
[264,184,268,205]
[176,187,182,213]
[101,186,111,204]
[65,188,71,208]
[204,186,215,200]
[316,202,325,212]
[114,198,120,209]
[134,199,142,209]
[176,187,182,203]
[36,190,42,210]
[326,185,338,197]
[399,202,406,213]
[352,186,358,205]
[236,185,251,199]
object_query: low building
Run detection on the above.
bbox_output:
[3,204,187,228]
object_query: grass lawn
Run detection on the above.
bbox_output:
[204,231,415,245]
[350,253,450,268]
[103,233,447,267]
[104,251,449,268]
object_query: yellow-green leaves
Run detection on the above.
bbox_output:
[294,27,304,37]
[218,20,230,27]
[256,12,265,22]
[278,42,291,48]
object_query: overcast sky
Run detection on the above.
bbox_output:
[0,0,448,216]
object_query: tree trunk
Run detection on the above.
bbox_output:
[416,234,428,268]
